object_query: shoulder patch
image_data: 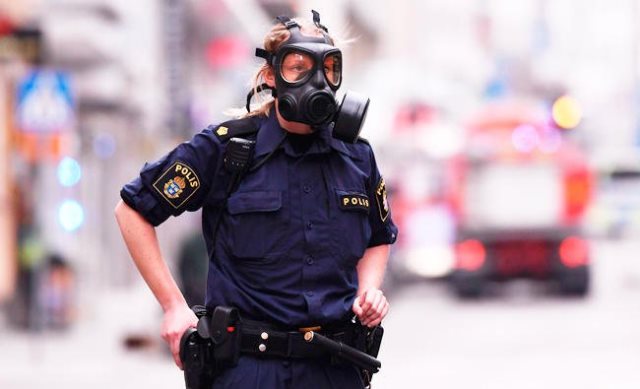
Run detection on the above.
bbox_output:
[375,177,390,222]
[153,161,201,209]
[214,117,260,142]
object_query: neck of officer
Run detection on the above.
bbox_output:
[275,106,314,135]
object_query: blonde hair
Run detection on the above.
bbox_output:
[238,16,341,118]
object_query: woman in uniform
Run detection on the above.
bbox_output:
[115,10,397,388]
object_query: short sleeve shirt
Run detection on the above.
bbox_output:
[121,110,398,327]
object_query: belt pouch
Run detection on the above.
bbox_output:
[209,306,241,367]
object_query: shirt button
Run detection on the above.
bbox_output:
[305,256,314,265]
[305,291,314,297]
[303,185,311,193]
[306,221,313,229]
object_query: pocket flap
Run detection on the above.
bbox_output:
[227,191,282,215]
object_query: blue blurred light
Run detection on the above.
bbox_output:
[484,78,507,99]
[58,200,84,232]
[57,157,82,187]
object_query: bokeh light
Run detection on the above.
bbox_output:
[552,95,582,129]
[511,124,539,152]
[56,157,82,187]
[539,126,563,153]
[58,200,84,232]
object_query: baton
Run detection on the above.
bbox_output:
[304,331,381,372]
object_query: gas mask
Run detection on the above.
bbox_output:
[250,11,370,143]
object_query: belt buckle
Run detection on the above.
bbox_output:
[298,325,321,333]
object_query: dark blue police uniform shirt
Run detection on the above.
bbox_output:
[121,110,398,328]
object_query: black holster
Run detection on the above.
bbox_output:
[350,324,384,388]
[180,328,215,389]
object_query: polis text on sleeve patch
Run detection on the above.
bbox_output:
[375,177,390,222]
[152,162,200,209]
[339,193,370,213]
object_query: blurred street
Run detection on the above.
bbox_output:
[3,237,640,389]
[377,237,640,389]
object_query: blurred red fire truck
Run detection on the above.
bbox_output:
[448,102,593,297]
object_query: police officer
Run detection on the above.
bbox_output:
[115,11,397,388]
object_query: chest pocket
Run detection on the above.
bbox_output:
[333,189,372,265]
[225,190,287,258]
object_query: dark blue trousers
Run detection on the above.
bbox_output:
[211,355,365,388]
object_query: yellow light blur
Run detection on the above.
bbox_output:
[552,95,582,129]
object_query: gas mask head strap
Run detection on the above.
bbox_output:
[254,17,300,67]
[311,10,330,41]
[245,82,275,112]
[255,48,274,65]
[255,11,332,64]
[275,15,300,30]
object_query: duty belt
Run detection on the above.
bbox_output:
[239,319,355,359]
[180,306,383,389]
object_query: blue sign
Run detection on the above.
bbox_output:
[16,70,74,133]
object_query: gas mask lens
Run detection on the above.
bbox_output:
[280,50,342,87]
[324,53,341,87]
[281,51,314,84]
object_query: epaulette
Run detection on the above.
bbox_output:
[213,117,260,142]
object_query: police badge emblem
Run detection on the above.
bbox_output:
[163,176,186,199]
[153,161,201,209]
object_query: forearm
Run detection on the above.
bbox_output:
[114,200,186,312]
[356,244,391,295]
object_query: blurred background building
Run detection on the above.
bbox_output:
[1,0,640,388]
